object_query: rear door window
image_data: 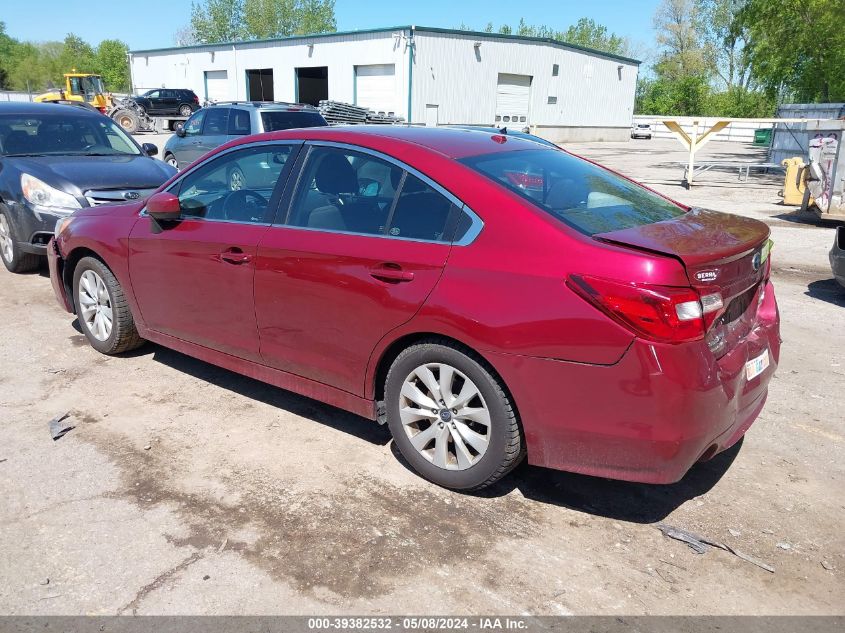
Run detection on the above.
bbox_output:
[387,174,456,242]
[286,146,401,235]
[260,111,327,132]
[228,109,252,135]
[461,148,684,235]
[202,107,229,135]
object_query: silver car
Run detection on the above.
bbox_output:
[163,102,327,174]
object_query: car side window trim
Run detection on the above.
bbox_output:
[144,140,304,225]
[275,141,484,246]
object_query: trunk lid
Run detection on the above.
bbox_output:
[595,208,772,356]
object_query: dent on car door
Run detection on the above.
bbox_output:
[128,142,301,360]
[254,144,460,395]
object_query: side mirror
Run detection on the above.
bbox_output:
[141,142,158,157]
[146,191,181,221]
[175,126,186,138]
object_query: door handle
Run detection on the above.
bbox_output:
[219,248,252,265]
[369,264,414,283]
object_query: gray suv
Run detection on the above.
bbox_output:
[163,102,328,170]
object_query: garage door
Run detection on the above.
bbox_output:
[355,64,396,114]
[496,73,532,125]
[204,70,229,103]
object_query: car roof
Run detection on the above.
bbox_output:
[448,125,559,148]
[210,101,318,111]
[0,101,103,117]
[255,125,550,160]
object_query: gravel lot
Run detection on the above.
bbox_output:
[1,136,843,615]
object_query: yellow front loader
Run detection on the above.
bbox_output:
[34,72,113,113]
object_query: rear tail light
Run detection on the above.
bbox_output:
[193,95,199,103]
[567,274,724,344]
[504,171,544,190]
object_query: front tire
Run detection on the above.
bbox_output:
[0,207,40,273]
[385,340,524,490]
[164,153,179,170]
[73,256,144,355]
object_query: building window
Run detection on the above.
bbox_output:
[547,96,557,105]
[552,64,559,76]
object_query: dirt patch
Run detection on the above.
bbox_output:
[88,429,542,601]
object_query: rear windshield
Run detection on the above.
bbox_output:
[460,149,684,235]
[260,111,327,132]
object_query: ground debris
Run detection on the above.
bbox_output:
[656,524,775,573]
[657,524,710,554]
[48,412,74,441]
[821,561,834,571]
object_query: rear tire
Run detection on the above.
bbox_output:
[178,104,193,117]
[384,340,524,490]
[164,153,179,170]
[73,256,144,355]
[0,207,40,274]
[113,109,140,134]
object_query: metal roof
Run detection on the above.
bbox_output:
[129,25,641,65]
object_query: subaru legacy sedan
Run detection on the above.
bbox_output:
[48,126,780,490]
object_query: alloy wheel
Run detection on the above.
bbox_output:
[78,270,113,341]
[399,362,491,470]
[0,214,13,263]
[229,169,245,191]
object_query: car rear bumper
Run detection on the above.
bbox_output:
[489,281,781,484]
[47,238,74,314]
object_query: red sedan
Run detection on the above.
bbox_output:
[48,126,780,490]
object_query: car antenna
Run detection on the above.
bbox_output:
[498,126,508,135]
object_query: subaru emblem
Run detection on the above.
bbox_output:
[123,191,140,200]
[752,251,762,271]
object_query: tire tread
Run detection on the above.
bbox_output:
[385,337,525,490]
[75,256,144,354]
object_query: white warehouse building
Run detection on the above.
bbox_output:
[129,25,640,142]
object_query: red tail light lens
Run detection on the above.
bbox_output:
[193,95,199,103]
[567,274,715,344]
[504,171,544,191]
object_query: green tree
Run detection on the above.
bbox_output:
[96,39,130,92]
[739,0,845,102]
[698,0,752,90]
[653,0,708,80]
[243,0,335,38]
[636,75,710,115]
[189,0,335,43]
[58,33,97,74]
[480,18,629,56]
[561,17,627,55]
[190,0,245,43]
[0,22,18,89]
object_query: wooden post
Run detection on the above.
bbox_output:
[688,120,698,187]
